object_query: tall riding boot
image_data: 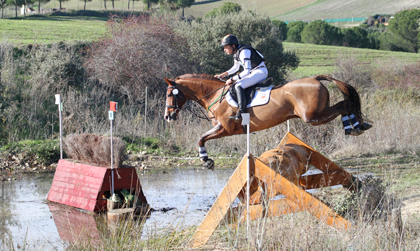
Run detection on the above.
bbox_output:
[230,86,247,122]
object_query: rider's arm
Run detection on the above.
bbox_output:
[231,49,252,81]
[226,58,241,77]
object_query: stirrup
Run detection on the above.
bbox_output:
[230,112,242,122]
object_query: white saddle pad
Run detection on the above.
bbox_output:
[226,85,274,108]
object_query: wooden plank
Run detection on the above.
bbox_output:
[189,154,254,249]
[57,159,108,178]
[254,158,351,229]
[49,180,100,200]
[48,191,97,211]
[228,198,303,223]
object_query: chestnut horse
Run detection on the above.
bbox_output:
[164,74,371,169]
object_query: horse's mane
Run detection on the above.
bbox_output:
[176,74,222,82]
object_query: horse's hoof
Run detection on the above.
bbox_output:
[203,159,214,171]
[345,128,364,136]
[351,128,365,136]
[361,122,372,131]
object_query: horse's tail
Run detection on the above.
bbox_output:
[314,75,363,122]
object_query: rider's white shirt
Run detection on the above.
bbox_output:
[226,48,266,82]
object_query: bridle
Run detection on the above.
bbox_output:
[165,80,229,119]
[166,85,186,112]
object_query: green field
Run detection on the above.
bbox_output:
[2,14,419,77]
[283,42,420,78]
[272,0,419,21]
[0,15,107,44]
[2,0,418,20]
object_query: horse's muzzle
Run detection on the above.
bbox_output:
[164,111,178,122]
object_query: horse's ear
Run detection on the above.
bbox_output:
[164,77,174,86]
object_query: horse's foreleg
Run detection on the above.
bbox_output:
[198,122,230,170]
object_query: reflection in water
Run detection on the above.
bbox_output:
[0,168,234,249]
[0,175,65,250]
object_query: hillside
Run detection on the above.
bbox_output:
[3,0,418,20]
[271,0,420,21]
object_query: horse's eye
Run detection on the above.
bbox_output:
[172,89,179,95]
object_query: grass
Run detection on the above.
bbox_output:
[4,0,416,21]
[271,0,419,21]
[0,15,107,44]
[283,42,420,78]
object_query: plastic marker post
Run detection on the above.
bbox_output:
[109,101,118,196]
[241,112,250,239]
[55,94,63,159]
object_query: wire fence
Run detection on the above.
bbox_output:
[284,17,367,24]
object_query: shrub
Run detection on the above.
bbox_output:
[85,14,194,105]
[341,27,370,48]
[286,21,307,43]
[301,20,342,45]
[272,20,288,41]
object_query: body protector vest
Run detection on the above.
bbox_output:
[234,45,265,69]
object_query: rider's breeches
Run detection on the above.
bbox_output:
[235,67,268,89]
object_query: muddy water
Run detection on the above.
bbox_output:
[0,168,234,250]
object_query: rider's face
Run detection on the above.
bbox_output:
[223,45,235,55]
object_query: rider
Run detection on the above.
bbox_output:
[214,34,268,121]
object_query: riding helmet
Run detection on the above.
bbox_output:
[220,34,239,46]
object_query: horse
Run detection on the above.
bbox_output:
[164,74,371,169]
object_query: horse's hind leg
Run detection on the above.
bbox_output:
[303,101,368,136]
[198,122,230,170]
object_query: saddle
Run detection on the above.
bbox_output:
[229,77,273,105]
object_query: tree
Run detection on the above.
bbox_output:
[272,20,287,41]
[342,27,369,48]
[142,0,158,10]
[177,0,194,17]
[206,2,241,18]
[6,0,33,17]
[37,0,50,13]
[78,0,91,10]
[159,0,194,17]
[56,0,70,9]
[0,0,6,18]
[387,9,420,53]
[286,21,307,43]
[301,20,342,45]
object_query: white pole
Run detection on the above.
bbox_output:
[109,102,118,196]
[55,94,63,159]
[287,120,290,132]
[110,117,114,195]
[241,113,251,239]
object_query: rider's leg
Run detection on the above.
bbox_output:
[230,68,268,121]
[230,85,246,121]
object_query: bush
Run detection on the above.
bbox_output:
[272,20,288,41]
[301,20,342,45]
[85,14,194,105]
[286,21,307,43]
[176,11,299,85]
[341,27,370,48]
[205,2,242,18]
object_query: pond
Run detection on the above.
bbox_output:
[0,168,235,250]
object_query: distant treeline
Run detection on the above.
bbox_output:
[273,9,420,53]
